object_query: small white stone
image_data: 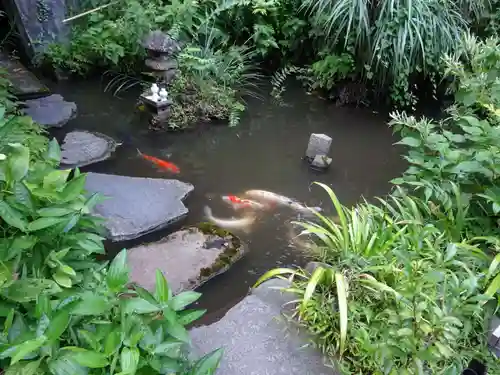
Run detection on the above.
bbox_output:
[311,154,332,169]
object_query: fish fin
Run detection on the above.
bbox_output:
[136,148,143,156]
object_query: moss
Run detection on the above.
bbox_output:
[190,223,246,287]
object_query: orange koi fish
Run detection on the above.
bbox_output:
[221,195,268,210]
[137,149,180,174]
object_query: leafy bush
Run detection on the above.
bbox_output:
[257,183,499,374]
[0,70,47,158]
[390,35,500,224]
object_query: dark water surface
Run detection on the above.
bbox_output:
[49,79,406,323]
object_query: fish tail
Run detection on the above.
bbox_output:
[203,205,213,219]
[136,148,143,157]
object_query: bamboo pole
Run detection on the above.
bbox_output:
[62,1,118,24]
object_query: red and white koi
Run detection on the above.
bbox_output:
[243,189,322,215]
[221,195,268,211]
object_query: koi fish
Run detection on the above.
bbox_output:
[137,149,180,174]
[203,206,256,233]
[243,189,322,216]
[221,195,268,211]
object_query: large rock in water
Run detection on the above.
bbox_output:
[22,94,76,128]
[60,131,118,169]
[190,278,336,375]
[84,173,193,241]
[127,226,247,293]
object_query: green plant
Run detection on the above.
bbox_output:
[307,51,355,91]
[300,0,491,107]
[0,249,223,375]
[256,182,499,375]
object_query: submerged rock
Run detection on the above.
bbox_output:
[127,225,247,293]
[22,94,76,127]
[84,173,193,241]
[190,278,335,375]
[60,131,118,169]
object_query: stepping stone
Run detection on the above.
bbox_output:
[190,278,336,375]
[22,94,77,128]
[84,173,193,241]
[60,131,118,169]
[127,226,247,294]
[0,52,50,98]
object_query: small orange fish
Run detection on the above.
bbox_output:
[137,149,180,174]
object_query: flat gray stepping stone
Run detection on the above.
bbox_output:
[22,94,76,127]
[127,227,247,294]
[190,288,336,375]
[60,131,118,168]
[84,173,193,241]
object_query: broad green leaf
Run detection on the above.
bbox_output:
[104,330,121,356]
[444,243,457,262]
[0,200,28,231]
[485,273,500,298]
[37,207,75,217]
[46,138,61,164]
[10,335,47,364]
[165,319,189,343]
[73,294,110,316]
[155,270,171,303]
[301,267,325,313]
[335,272,348,356]
[13,182,34,211]
[7,143,29,181]
[153,339,183,357]
[396,137,421,147]
[119,347,139,374]
[124,298,161,314]
[62,347,109,368]
[48,355,88,375]
[253,268,296,288]
[59,264,76,277]
[53,269,73,288]
[43,170,71,189]
[170,291,202,311]
[60,174,86,202]
[189,348,223,375]
[106,249,129,292]
[177,309,206,326]
[27,217,67,232]
[450,161,483,174]
[132,284,157,306]
[2,279,62,302]
[4,358,42,375]
[46,309,70,341]
[149,356,183,373]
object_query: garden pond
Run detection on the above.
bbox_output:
[49,79,407,323]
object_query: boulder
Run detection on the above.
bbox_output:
[60,131,118,169]
[127,225,247,294]
[22,94,76,127]
[84,173,193,241]
[190,279,336,375]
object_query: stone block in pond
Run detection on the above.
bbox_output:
[84,173,193,242]
[60,131,119,169]
[22,94,76,128]
[3,0,69,59]
[127,226,247,294]
[305,133,332,159]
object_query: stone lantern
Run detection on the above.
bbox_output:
[138,30,181,130]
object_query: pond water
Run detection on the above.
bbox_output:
[49,79,406,323]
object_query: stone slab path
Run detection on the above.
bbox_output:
[190,278,337,375]
[84,173,193,241]
[22,94,77,128]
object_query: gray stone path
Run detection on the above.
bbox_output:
[84,173,193,241]
[190,279,337,375]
